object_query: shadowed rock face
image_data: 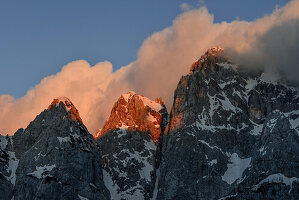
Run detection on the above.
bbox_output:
[97,130,160,200]
[5,99,110,200]
[95,91,168,200]
[0,136,14,199]
[157,48,299,200]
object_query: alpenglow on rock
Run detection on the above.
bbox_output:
[6,97,110,200]
[157,47,299,200]
[95,91,168,142]
[96,91,168,200]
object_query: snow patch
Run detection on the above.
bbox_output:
[245,79,258,92]
[252,173,299,193]
[266,118,277,132]
[27,164,56,179]
[249,120,263,136]
[218,194,238,200]
[121,91,163,112]
[208,159,217,166]
[103,169,145,200]
[198,140,226,155]
[70,133,80,139]
[118,123,129,130]
[222,153,251,185]
[57,136,71,144]
[5,151,19,185]
[147,113,157,123]
[78,195,89,200]
[0,136,8,149]
[122,91,136,102]
[34,151,46,161]
[139,96,162,112]
[218,92,241,112]
[218,80,236,89]
[285,110,299,134]
[259,146,267,156]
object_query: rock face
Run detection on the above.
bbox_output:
[189,46,228,74]
[157,47,299,199]
[95,91,168,142]
[0,135,16,200]
[2,97,110,200]
[96,92,168,199]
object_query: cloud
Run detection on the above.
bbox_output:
[0,60,131,135]
[229,19,299,82]
[180,3,191,12]
[1,0,299,135]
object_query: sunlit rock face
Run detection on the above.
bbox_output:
[96,92,168,200]
[189,46,228,74]
[157,48,299,200]
[47,96,83,123]
[10,98,110,200]
[95,91,168,142]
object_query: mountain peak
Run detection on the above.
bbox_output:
[121,91,136,102]
[94,91,167,142]
[189,46,228,74]
[47,96,82,123]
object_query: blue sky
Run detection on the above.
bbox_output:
[0,0,290,98]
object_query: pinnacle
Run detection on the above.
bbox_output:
[189,46,228,74]
[94,92,167,142]
[47,97,82,123]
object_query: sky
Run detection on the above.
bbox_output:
[0,0,290,98]
[1,0,298,135]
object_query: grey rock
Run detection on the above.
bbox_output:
[0,135,15,200]
[11,103,110,200]
[97,130,159,200]
[157,60,299,199]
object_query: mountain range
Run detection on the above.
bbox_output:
[0,47,298,200]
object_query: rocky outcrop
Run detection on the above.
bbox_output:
[10,98,109,200]
[189,46,228,74]
[47,96,82,123]
[95,91,168,142]
[157,47,299,199]
[96,92,168,199]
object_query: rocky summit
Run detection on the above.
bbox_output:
[1,98,110,200]
[157,47,299,199]
[0,47,298,200]
[96,92,168,199]
[95,91,168,142]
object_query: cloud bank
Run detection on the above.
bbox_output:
[1,0,299,135]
